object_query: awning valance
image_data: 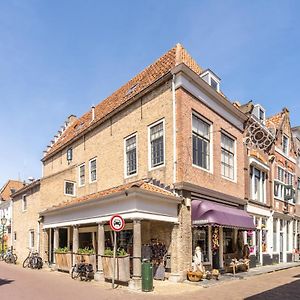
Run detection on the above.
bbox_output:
[192,200,255,230]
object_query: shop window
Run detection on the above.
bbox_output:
[221,132,235,180]
[125,134,137,176]
[192,227,209,262]
[261,218,268,252]
[273,219,277,252]
[29,230,34,249]
[192,114,211,170]
[104,230,133,256]
[149,120,164,168]
[223,228,234,254]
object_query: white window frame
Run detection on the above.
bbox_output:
[220,130,236,182]
[22,194,27,212]
[29,229,34,249]
[250,166,267,203]
[89,158,97,183]
[78,163,86,187]
[64,180,76,197]
[282,134,289,155]
[124,133,138,178]
[148,119,165,171]
[191,112,213,174]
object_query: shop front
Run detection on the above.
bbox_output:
[246,204,273,267]
[40,181,181,288]
[191,200,255,272]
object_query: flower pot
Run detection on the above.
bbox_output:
[102,255,130,282]
[55,252,72,272]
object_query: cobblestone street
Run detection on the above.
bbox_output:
[1,262,300,299]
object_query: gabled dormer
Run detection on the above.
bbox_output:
[200,69,220,92]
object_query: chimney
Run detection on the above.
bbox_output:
[91,105,95,122]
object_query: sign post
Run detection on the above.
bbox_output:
[109,215,125,289]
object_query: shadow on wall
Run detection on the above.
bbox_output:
[245,277,300,300]
[0,278,14,286]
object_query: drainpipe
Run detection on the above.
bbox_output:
[172,74,177,186]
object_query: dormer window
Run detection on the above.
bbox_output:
[200,69,220,92]
[252,104,266,124]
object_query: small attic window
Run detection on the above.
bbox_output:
[67,147,73,162]
[252,104,266,124]
[125,83,139,96]
[200,69,220,92]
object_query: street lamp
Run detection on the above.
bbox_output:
[1,216,7,253]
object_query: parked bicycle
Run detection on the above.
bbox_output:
[4,248,17,264]
[23,249,43,269]
[70,261,93,281]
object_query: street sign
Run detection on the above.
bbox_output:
[109,214,125,289]
[109,215,125,232]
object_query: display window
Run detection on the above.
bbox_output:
[192,227,209,262]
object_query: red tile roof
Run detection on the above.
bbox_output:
[0,180,24,201]
[42,179,176,213]
[43,44,203,160]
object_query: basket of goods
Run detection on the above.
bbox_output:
[187,270,204,282]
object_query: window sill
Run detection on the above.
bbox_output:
[64,194,76,197]
[221,175,237,184]
[192,164,212,174]
[124,173,138,179]
[149,163,165,171]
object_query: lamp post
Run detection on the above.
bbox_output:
[1,216,7,253]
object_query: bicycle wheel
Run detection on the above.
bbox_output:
[23,257,30,268]
[37,257,43,269]
[70,265,79,279]
[5,255,12,264]
[13,254,17,264]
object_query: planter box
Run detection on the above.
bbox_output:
[55,253,72,272]
[75,254,96,272]
[102,255,130,282]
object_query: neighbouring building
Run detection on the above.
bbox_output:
[11,179,41,263]
[0,179,23,248]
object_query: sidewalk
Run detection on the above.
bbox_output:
[184,261,300,288]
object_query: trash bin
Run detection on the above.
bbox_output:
[142,260,153,292]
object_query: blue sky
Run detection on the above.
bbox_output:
[0,0,299,186]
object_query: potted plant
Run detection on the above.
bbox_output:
[55,247,72,271]
[102,248,130,282]
[75,248,96,271]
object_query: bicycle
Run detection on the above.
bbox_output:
[23,249,43,269]
[4,248,17,264]
[70,261,93,281]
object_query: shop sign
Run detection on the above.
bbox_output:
[109,214,125,232]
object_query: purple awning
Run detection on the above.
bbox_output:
[191,200,255,230]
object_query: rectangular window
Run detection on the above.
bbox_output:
[251,167,266,203]
[78,164,85,186]
[64,181,75,196]
[282,135,289,155]
[29,230,34,249]
[221,133,235,180]
[22,195,27,211]
[89,158,97,182]
[149,121,164,168]
[125,135,137,176]
[67,147,73,162]
[192,114,210,170]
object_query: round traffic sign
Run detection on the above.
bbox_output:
[109,215,125,232]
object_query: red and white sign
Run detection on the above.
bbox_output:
[109,215,125,232]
